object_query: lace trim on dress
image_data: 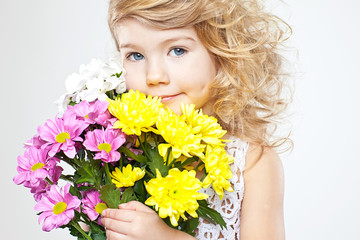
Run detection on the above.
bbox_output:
[196,136,248,240]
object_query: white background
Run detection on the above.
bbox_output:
[1,0,359,239]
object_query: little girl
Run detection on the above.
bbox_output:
[101,0,291,239]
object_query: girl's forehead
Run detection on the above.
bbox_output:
[116,18,198,45]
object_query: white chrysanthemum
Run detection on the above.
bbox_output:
[56,57,126,113]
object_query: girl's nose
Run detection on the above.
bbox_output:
[146,59,170,86]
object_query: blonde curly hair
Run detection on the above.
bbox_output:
[108,0,292,149]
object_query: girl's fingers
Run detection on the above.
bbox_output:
[119,200,154,213]
[102,217,132,235]
[102,208,137,222]
[105,228,128,240]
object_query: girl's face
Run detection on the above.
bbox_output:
[116,18,217,115]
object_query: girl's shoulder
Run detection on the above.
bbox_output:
[240,144,285,239]
[225,136,283,180]
[244,144,283,182]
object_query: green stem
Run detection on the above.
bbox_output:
[104,163,112,184]
[60,174,74,183]
[146,170,155,178]
[167,158,177,169]
[167,152,176,168]
[200,172,207,182]
[165,148,171,166]
[178,157,196,169]
[109,90,115,99]
[70,220,92,240]
[194,161,203,171]
[119,154,124,169]
[137,136,152,160]
[45,177,54,185]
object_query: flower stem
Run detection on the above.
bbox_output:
[137,136,152,160]
[146,170,155,178]
[70,220,93,240]
[194,160,203,171]
[60,174,74,183]
[167,150,177,168]
[200,172,207,182]
[165,148,171,166]
[45,177,54,185]
[104,163,112,184]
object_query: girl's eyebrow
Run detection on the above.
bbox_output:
[119,43,138,49]
[120,36,196,49]
[161,36,196,44]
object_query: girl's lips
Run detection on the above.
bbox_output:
[157,93,181,102]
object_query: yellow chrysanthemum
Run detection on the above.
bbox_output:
[107,90,163,136]
[156,108,206,159]
[110,164,145,188]
[145,168,208,226]
[181,103,227,147]
[202,146,234,199]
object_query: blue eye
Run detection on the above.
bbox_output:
[128,52,144,61]
[169,48,186,57]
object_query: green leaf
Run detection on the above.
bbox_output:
[69,185,81,198]
[133,180,146,203]
[92,233,107,240]
[120,187,137,203]
[146,145,168,176]
[174,157,198,170]
[179,217,199,236]
[75,161,98,186]
[197,200,227,230]
[77,185,95,192]
[119,146,147,164]
[88,222,106,240]
[99,183,122,208]
[67,224,85,239]
[88,221,105,233]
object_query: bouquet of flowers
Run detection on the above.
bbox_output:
[13,57,234,240]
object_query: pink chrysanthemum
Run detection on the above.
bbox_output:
[24,134,47,149]
[34,183,81,231]
[88,100,117,127]
[29,180,50,202]
[67,100,116,127]
[26,160,63,202]
[83,128,126,162]
[81,190,108,221]
[66,101,97,124]
[37,114,88,158]
[13,147,58,188]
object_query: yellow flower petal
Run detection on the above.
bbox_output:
[110,164,145,188]
[202,146,234,199]
[144,168,208,226]
[107,90,163,136]
[156,108,205,160]
[180,103,228,147]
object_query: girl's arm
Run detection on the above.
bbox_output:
[240,145,285,240]
[101,201,197,240]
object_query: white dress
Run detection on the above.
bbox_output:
[196,136,249,240]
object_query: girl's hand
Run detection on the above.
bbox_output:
[101,201,196,240]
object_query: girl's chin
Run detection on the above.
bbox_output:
[165,105,182,115]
